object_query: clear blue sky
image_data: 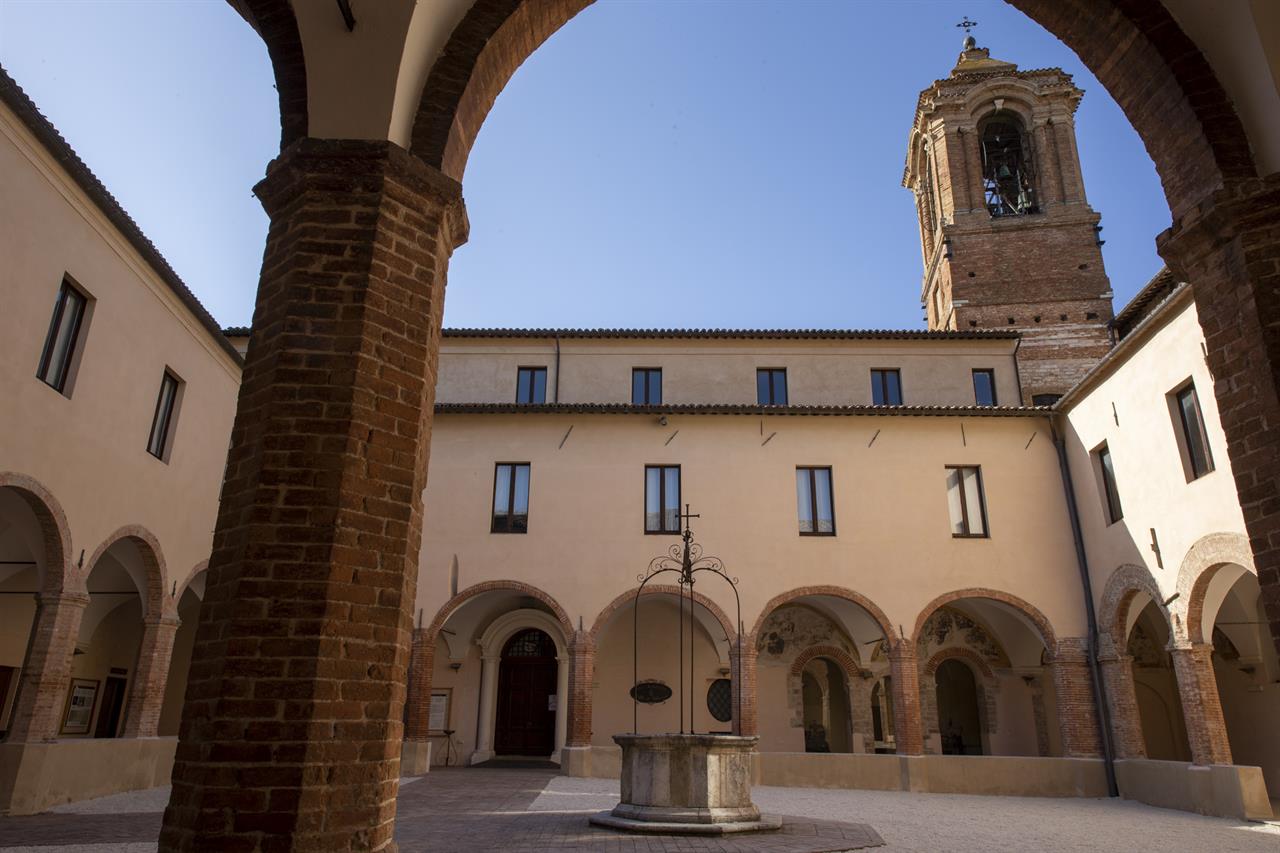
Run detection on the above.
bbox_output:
[1,0,1169,330]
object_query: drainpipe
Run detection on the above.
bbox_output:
[1011,336,1025,405]
[1051,416,1118,797]
[553,335,561,404]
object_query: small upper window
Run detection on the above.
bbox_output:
[972,369,997,406]
[632,368,662,405]
[1095,443,1123,525]
[981,114,1038,217]
[1032,393,1062,407]
[796,467,835,536]
[492,463,531,533]
[645,465,681,534]
[147,370,182,460]
[516,367,547,404]
[945,465,988,538]
[1172,382,1214,480]
[871,369,903,406]
[37,279,88,394]
[757,369,788,406]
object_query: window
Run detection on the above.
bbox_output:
[757,369,788,405]
[870,369,903,406]
[972,369,998,406]
[146,370,182,460]
[796,467,835,536]
[491,463,530,533]
[37,279,88,394]
[980,114,1038,217]
[1031,393,1062,407]
[1095,444,1123,524]
[515,367,547,404]
[945,466,988,537]
[644,465,680,534]
[632,368,662,405]
[1172,382,1214,480]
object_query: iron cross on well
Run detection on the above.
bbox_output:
[679,504,700,533]
[957,17,979,36]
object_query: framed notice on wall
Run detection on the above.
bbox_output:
[61,678,99,735]
[429,689,451,734]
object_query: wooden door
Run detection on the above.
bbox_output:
[493,629,557,756]
[95,676,127,738]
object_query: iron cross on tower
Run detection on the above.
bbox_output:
[957,17,979,37]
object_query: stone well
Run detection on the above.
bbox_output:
[589,733,781,835]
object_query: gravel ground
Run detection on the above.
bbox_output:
[531,776,1280,853]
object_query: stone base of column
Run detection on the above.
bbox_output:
[560,745,592,777]
[400,740,432,776]
[468,750,494,766]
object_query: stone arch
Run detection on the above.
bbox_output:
[478,608,569,660]
[1098,563,1168,651]
[1176,532,1255,645]
[789,643,862,680]
[425,580,573,644]
[82,525,166,619]
[923,645,995,682]
[911,588,1057,656]
[0,471,73,595]
[749,585,894,645]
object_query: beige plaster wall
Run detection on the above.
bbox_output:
[435,337,1021,408]
[0,102,240,602]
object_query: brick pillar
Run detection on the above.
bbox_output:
[1050,638,1103,758]
[1158,175,1280,659]
[1097,648,1145,760]
[159,138,466,853]
[888,642,923,755]
[729,638,757,737]
[565,632,595,747]
[6,591,88,742]
[121,615,180,738]
[403,628,434,742]
[1170,643,1232,765]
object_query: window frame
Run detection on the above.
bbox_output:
[36,278,89,395]
[945,464,990,539]
[870,369,903,406]
[1171,382,1215,481]
[515,366,548,404]
[795,466,836,537]
[490,462,531,534]
[146,369,182,461]
[756,368,788,406]
[643,464,682,535]
[1093,442,1123,525]
[632,367,663,405]
[971,369,998,407]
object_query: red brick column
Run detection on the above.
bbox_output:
[565,631,595,747]
[1170,643,1233,765]
[159,138,466,853]
[888,642,923,755]
[1097,647,1145,760]
[7,591,88,742]
[403,628,434,742]
[1158,175,1280,658]
[729,639,756,737]
[1050,638,1103,758]
[121,615,180,738]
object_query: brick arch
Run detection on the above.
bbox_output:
[749,585,894,645]
[923,646,995,682]
[1176,532,1255,645]
[789,644,861,680]
[0,471,74,595]
[911,588,1057,656]
[589,584,736,643]
[425,580,573,643]
[173,559,209,606]
[227,0,307,148]
[1098,563,1168,649]
[82,525,167,620]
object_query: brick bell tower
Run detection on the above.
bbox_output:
[904,33,1115,403]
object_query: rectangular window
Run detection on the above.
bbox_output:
[632,368,662,405]
[757,368,788,405]
[1173,383,1214,480]
[972,369,998,406]
[491,463,531,533]
[644,465,681,534]
[870,369,903,406]
[945,465,988,537]
[1095,444,1123,524]
[36,279,88,394]
[516,367,547,404]
[796,467,835,535]
[146,370,181,460]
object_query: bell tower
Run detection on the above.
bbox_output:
[904,32,1115,403]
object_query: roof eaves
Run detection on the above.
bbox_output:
[435,402,1049,418]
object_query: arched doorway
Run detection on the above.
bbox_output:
[869,677,894,753]
[493,628,557,757]
[158,568,206,737]
[935,659,983,756]
[801,657,851,754]
[1127,601,1191,761]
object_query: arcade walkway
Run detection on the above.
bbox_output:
[0,767,1275,852]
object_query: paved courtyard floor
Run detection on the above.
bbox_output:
[0,768,1276,852]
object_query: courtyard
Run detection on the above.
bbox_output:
[0,768,1275,853]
